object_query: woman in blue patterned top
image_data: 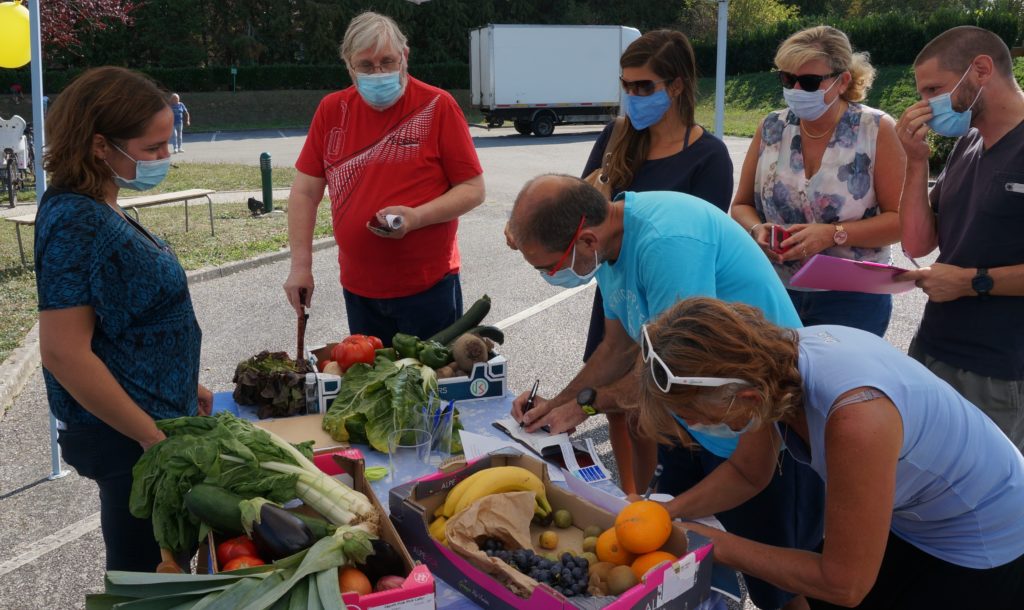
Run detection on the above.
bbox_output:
[731,26,906,337]
[36,67,210,572]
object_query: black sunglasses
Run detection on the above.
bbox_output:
[620,77,671,97]
[777,70,842,92]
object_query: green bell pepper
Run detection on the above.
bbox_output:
[392,333,421,359]
[418,341,453,369]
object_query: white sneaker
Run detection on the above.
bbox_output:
[178,148,185,153]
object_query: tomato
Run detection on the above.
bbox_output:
[222,555,265,571]
[317,358,331,372]
[332,336,376,372]
[216,535,259,567]
[367,335,384,350]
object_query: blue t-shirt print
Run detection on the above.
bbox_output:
[172,102,188,125]
[34,191,202,426]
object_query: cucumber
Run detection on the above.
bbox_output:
[468,325,505,345]
[184,484,335,539]
[429,295,491,346]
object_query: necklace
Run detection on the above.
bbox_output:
[800,104,845,139]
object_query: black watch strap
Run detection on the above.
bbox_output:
[972,267,993,298]
[576,387,598,417]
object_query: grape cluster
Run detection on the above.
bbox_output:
[480,538,589,597]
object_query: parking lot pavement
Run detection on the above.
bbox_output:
[0,125,931,610]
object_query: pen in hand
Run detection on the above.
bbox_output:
[521,379,540,428]
[643,464,665,500]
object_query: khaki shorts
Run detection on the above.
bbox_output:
[909,337,1024,453]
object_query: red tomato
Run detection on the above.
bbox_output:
[216,536,259,567]
[367,336,384,350]
[332,336,376,372]
[222,555,265,571]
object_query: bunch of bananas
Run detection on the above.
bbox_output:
[428,466,553,544]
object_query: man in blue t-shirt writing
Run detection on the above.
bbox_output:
[507,174,823,609]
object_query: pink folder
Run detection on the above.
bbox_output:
[789,254,915,294]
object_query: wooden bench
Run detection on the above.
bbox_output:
[4,189,216,266]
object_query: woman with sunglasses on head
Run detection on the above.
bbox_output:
[36,66,210,571]
[578,29,735,496]
[639,296,1024,609]
[731,26,905,337]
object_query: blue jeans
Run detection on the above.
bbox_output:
[172,122,184,150]
[787,289,892,337]
[343,273,463,348]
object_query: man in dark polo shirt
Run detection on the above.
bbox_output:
[895,26,1024,450]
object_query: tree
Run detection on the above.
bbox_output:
[38,0,137,63]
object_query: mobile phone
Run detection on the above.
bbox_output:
[770,225,792,253]
[368,213,404,236]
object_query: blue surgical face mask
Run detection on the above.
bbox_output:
[671,413,752,439]
[108,143,171,191]
[540,245,600,288]
[782,76,840,121]
[356,71,404,109]
[926,67,982,138]
[625,89,672,130]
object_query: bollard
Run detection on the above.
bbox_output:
[259,152,273,214]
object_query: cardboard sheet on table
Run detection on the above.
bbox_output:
[253,413,346,451]
[790,254,915,294]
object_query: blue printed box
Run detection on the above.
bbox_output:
[436,355,507,403]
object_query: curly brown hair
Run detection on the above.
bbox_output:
[637,297,804,446]
[44,67,170,202]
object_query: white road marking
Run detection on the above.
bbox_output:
[277,130,286,138]
[493,281,593,330]
[210,132,219,142]
[0,511,101,578]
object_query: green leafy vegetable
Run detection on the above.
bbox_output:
[232,351,308,419]
[321,358,438,453]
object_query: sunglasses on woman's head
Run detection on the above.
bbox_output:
[620,77,671,97]
[640,325,749,393]
[777,70,841,92]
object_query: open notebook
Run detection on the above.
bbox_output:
[492,417,612,483]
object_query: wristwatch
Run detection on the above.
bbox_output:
[832,224,849,246]
[972,268,993,298]
[576,387,598,417]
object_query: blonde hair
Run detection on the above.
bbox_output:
[775,25,876,103]
[636,298,803,446]
[339,12,408,68]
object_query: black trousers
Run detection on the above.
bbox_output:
[58,424,162,572]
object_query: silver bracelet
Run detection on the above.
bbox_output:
[749,223,763,237]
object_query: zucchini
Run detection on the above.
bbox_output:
[184,484,335,539]
[468,325,505,345]
[429,295,491,346]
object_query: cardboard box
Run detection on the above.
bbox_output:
[201,450,436,610]
[389,452,713,610]
[437,355,507,403]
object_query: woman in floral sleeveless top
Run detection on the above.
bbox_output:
[732,26,905,336]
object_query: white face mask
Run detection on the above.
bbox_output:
[783,76,840,121]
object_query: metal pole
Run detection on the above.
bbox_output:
[714,0,729,139]
[260,153,273,214]
[29,0,65,480]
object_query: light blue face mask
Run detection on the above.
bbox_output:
[108,143,171,191]
[782,76,840,121]
[356,71,404,108]
[540,245,600,288]
[625,89,672,130]
[671,413,752,439]
[926,67,982,138]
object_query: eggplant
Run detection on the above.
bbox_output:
[251,502,317,560]
[358,539,406,584]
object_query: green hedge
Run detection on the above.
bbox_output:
[0,62,469,94]
[692,9,1020,77]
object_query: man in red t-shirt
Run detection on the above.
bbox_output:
[284,11,485,345]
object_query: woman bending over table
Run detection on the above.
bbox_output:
[637,297,1024,609]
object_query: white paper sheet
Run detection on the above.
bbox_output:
[457,430,566,482]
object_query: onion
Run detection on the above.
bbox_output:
[374,575,406,592]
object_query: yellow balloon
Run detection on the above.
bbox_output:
[0,1,31,69]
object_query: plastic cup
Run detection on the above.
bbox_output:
[387,428,433,484]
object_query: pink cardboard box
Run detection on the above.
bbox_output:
[389,451,713,610]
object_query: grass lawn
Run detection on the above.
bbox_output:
[0,167,332,363]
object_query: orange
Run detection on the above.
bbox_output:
[615,500,672,554]
[338,566,372,595]
[631,550,678,580]
[595,527,636,566]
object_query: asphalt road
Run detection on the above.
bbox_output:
[0,124,933,610]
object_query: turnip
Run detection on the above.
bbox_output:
[451,333,489,373]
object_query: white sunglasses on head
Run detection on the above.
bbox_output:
[640,325,749,393]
